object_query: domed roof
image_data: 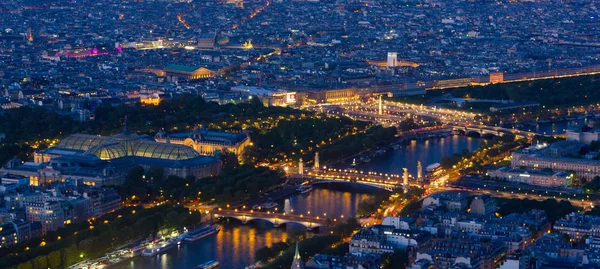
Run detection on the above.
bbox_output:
[85,142,127,160]
[111,131,140,156]
[55,134,111,151]
[133,140,199,160]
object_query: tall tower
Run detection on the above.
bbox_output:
[298,158,304,176]
[387,52,397,67]
[378,95,383,115]
[417,161,423,181]
[291,244,304,269]
[403,168,409,186]
[314,152,320,171]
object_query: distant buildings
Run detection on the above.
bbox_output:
[306,253,380,269]
[230,86,297,107]
[409,239,506,269]
[553,213,600,241]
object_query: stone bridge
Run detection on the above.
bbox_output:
[213,209,327,230]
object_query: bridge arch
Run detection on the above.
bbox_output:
[213,213,324,230]
[310,179,396,192]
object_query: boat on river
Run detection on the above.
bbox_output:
[297,183,313,194]
[184,224,220,242]
[141,238,177,257]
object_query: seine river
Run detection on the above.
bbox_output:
[360,135,482,176]
[111,135,481,269]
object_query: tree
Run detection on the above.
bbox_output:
[61,244,79,267]
[381,250,408,269]
[220,150,239,171]
[17,261,33,269]
[146,165,164,183]
[47,250,61,269]
[31,255,47,269]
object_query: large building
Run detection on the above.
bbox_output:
[155,127,251,156]
[164,64,214,82]
[511,140,600,179]
[2,126,221,187]
[487,167,573,187]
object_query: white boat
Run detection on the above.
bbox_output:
[195,260,219,269]
[296,184,313,194]
[141,238,177,257]
[184,225,220,242]
[261,202,278,209]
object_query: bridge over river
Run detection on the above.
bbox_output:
[213,209,327,230]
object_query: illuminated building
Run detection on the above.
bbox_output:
[487,167,572,187]
[387,52,398,67]
[489,72,504,84]
[511,141,600,178]
[164,64,215,82]
[154,127,251,156]
[230,86,297,107]
[432,78,473,89]
[304,88,369,104]
[5,126,221,186]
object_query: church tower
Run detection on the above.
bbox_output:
[291,244,304,269]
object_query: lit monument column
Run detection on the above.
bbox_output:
[298,158,304,176]
[314,152,320,171]
[417,161,423,180]
[403,168,409,186]
[378,95,383,115]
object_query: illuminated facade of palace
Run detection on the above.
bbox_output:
[154,127,251,156]
[2,127,221,187]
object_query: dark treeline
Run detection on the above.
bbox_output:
[451,75,600,107]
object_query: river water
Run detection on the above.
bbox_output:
[111,135,481,269]
[110,188,374,269]
[516,118,587,135]
[359,135,482,176]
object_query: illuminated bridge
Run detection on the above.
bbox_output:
[450,124,540,138]
[304,171,415,191]
[213,209,327,230]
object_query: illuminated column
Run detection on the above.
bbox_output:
[403,168,409,186]
[417,161,423,180]
[378,95,383,115]
[298,158,304,176]
[314,152,320,171]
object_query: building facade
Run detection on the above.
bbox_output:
[155,127,251,156]
[4,126,221,187]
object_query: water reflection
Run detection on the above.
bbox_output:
[361,135,482,176]
[110,188,373,269]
